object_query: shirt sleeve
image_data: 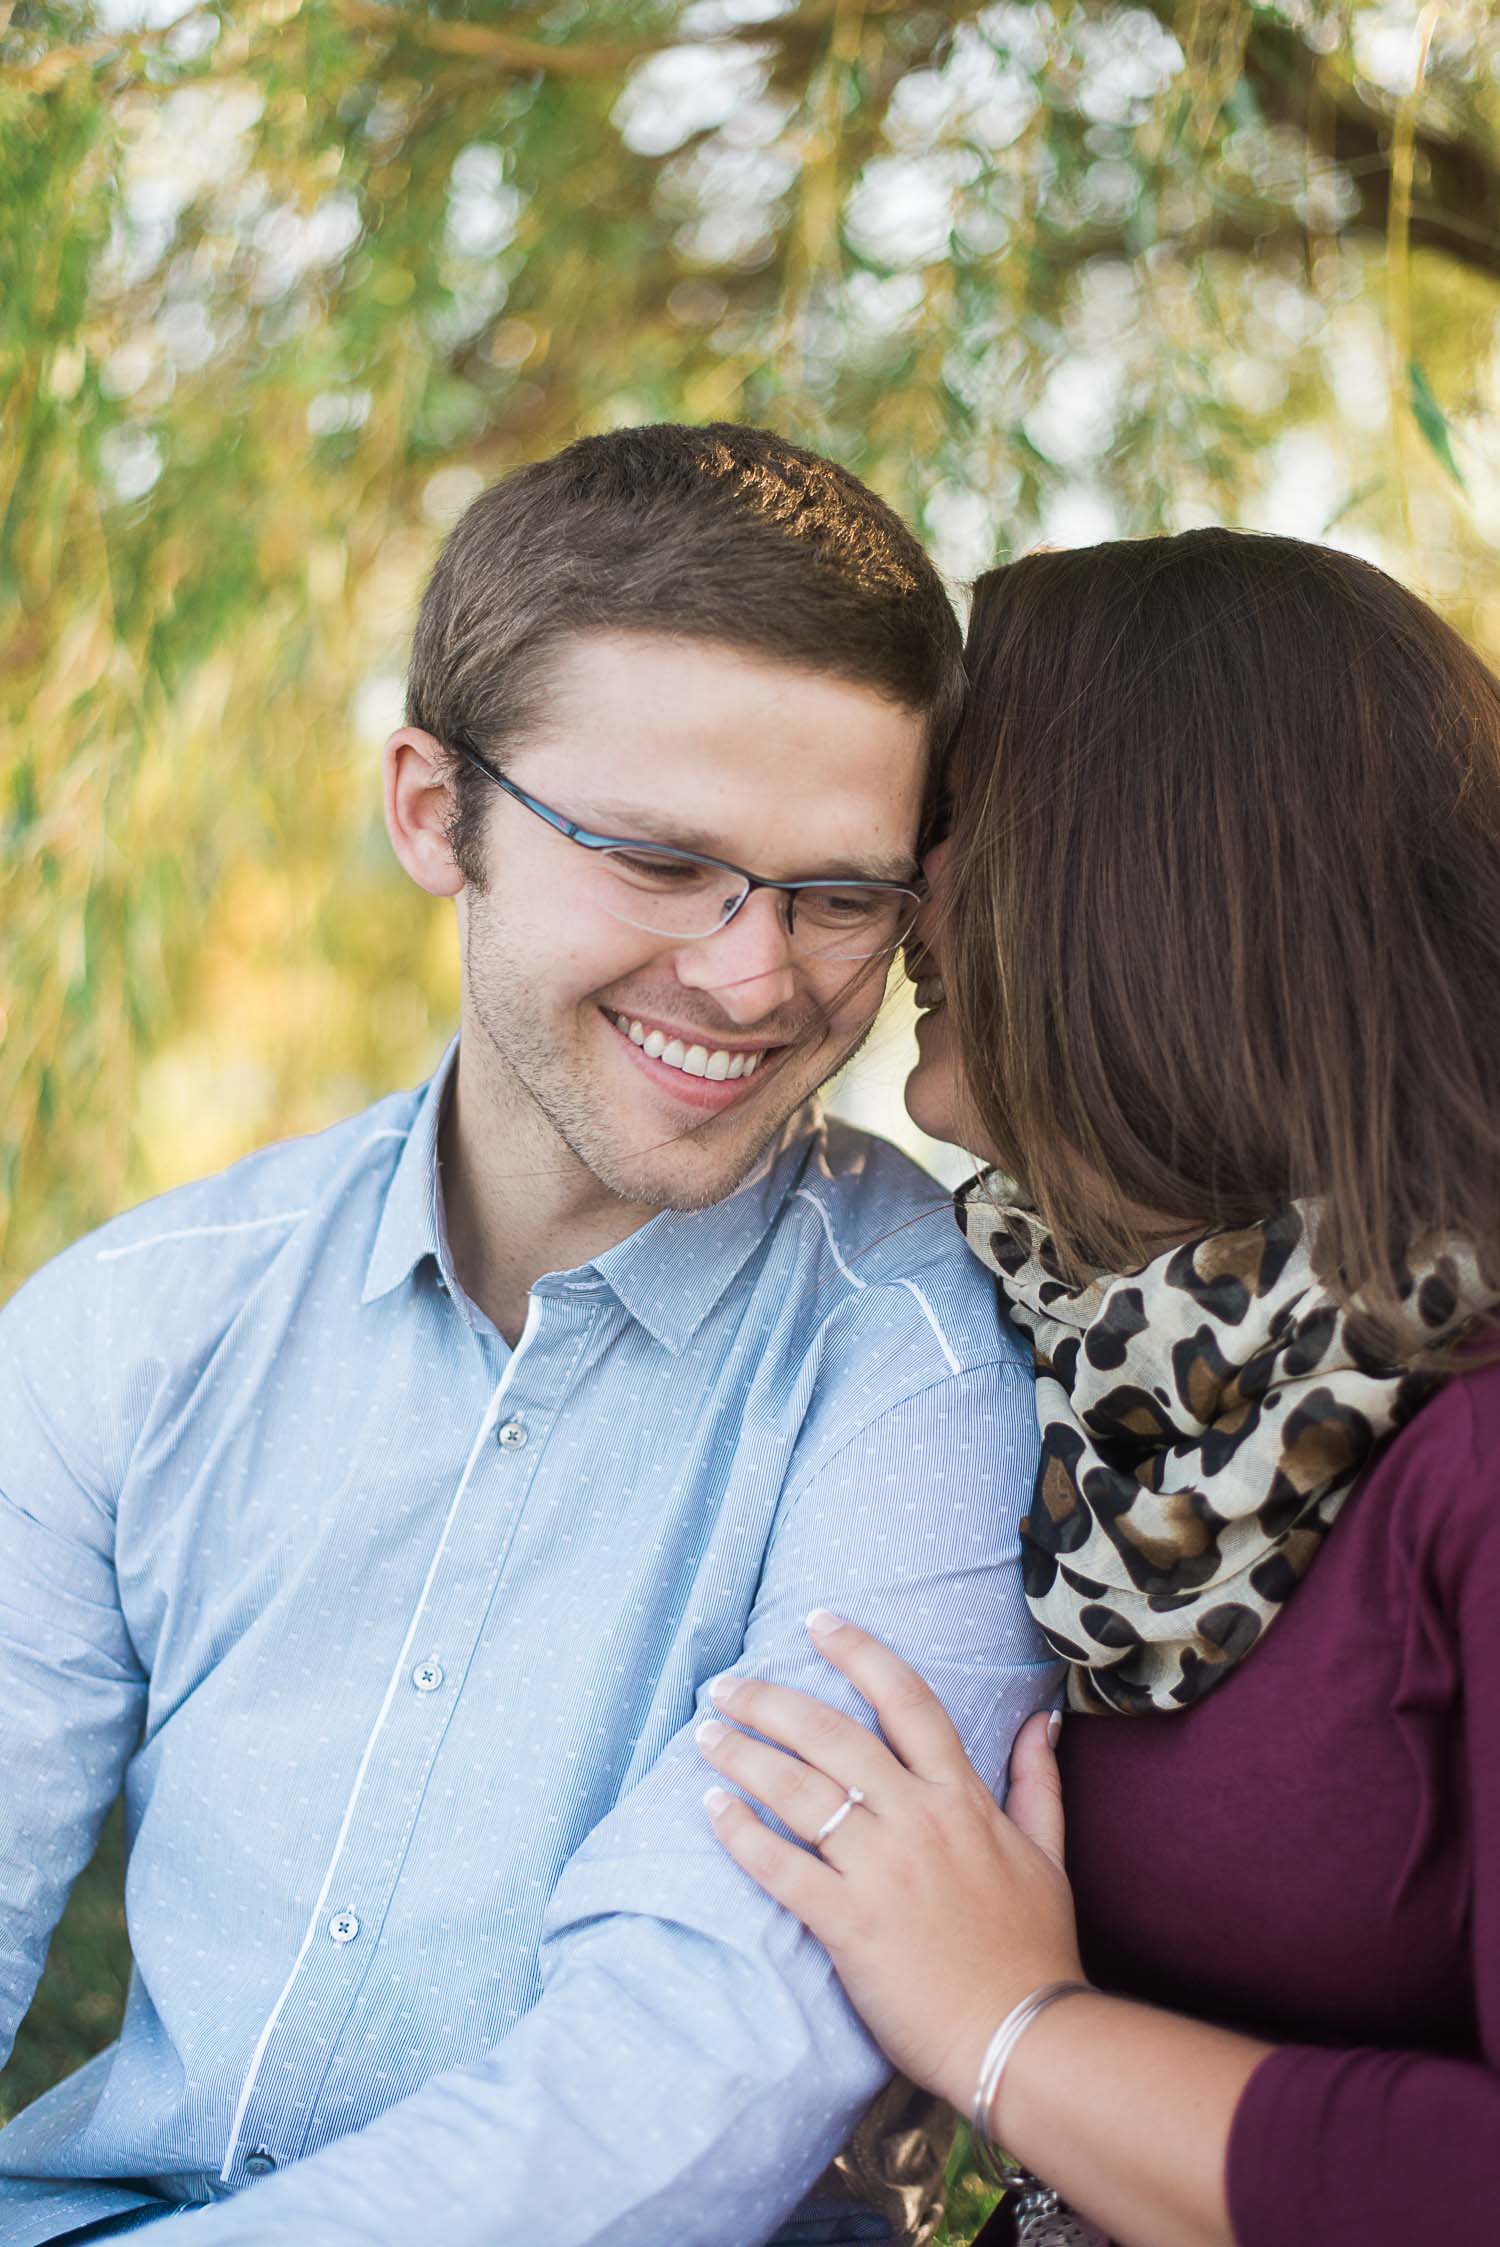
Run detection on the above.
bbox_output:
[0,1245,145,2067]
[1226,1381,1500,2245]
[181,1357,1060,2246]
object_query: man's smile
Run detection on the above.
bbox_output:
[600,1005,799,1112]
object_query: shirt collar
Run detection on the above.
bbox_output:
[361,1039,457,1305]
[581,1108,816,1354]
[362,1038,820,1350]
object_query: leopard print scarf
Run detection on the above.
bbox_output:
[956,1185,1490,1714]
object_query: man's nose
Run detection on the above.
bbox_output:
[671,887,800,1019]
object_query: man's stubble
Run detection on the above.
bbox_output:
[459,895,882,1216]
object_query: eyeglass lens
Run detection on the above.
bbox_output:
[594,846,916,961]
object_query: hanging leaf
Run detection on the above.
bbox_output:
[1409,359,1466,490]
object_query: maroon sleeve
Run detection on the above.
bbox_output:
[1225,1376,1500,2244]
[1227,2044,1500,2243]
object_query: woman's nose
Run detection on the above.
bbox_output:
[909,838,951,963]
[921,837,952,889]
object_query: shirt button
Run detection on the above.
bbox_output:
[244,2149,277,2178]
[411,1659,444,1693]
[497,1418,527,1451]
[328,1909,360,1945]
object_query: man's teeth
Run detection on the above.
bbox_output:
[612,1014,763,1079]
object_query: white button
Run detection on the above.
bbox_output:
[328,1909,360,1945]
[411,1660,444,1694]
[497,1419,527,1451]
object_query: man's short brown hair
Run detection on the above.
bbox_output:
[405,422,963,880]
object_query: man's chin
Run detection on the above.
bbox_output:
[586,1066,829,1213]
[593,1118,799,1215]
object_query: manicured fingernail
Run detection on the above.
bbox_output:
[703,1786,733,1816]
[695,1719,730,1749]
[708,1676,740,1708]
[1047,1710,1063,1747]
[806,1609,844,1636]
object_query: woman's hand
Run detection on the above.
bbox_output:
[698,1610,1084,2114]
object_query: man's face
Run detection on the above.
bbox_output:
[457,632,928,1213]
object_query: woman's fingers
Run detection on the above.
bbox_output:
[708,1672,900,1802]
[703,1786,843,1936]
[696,1718,860,1848]
[801,1613,971,1780]
[1004,1708,1066,1870]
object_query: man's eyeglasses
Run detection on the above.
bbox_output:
[446,738,924,964]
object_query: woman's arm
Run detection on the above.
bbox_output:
[703,1371,1500,2247]
[971,1980,1265,2247]
[697,1614,1266,2247]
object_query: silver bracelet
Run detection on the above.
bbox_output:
[974,1986,1091,2175]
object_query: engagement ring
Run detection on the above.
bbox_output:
[814,1785,866,1847]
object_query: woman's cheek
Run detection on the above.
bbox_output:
[905,1002,963,1142]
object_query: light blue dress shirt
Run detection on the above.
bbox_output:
[0,1043,1053,2246]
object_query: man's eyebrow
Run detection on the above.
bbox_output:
[574,798,919,886]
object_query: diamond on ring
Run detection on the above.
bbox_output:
[813,1784,866,1848]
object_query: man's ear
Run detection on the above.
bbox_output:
[384,727,466,898]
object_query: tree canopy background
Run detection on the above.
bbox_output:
[4,0,1500,1299]
[2,0,1500,2201]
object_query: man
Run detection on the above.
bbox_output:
[0,424,1053,2246]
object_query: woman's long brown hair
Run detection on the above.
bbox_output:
[940,528,1500,1364]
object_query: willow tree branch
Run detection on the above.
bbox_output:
[1148,1,1500,283]
[2,0,203,92]
[325,0,940,80]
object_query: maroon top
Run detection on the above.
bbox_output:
[1057,1355,1500,2244]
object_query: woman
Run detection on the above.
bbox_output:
[695,530,1500,2246]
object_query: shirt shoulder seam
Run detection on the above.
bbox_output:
[777,1356,1035,1518]
[790,1183,1009,1375]
[94,1208,312,1264]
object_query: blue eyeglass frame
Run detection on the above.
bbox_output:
[445,737,926,944]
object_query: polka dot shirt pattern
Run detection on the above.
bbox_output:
[0,1045,1054,2246]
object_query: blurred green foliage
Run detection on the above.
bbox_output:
[0,1812,127,2130]
[3,4,1500,2231]
[4,0,1500,1294]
